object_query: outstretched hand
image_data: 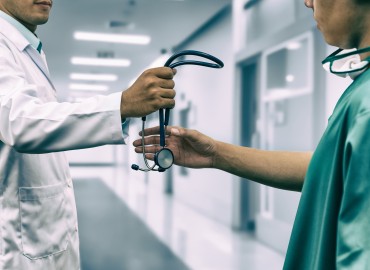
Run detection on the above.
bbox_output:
[133,126,217,169]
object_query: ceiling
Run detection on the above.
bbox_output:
[37,0,231,100]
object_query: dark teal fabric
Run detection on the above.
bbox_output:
[36,42,42,53]
[284,68,370,269]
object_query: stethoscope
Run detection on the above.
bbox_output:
[322,46,370,76]
[131,50,224,172]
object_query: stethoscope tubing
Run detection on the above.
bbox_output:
[164,50,224,69]
[321,47,370,75]
[322,47,370,64]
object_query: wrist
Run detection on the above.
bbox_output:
[211,140,223,169]
[120,92,129,120]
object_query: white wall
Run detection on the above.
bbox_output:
[231,0,354,254]
[232,0,319,254]
[169,11,235,226]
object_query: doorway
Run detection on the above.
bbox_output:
[238,56,260,231]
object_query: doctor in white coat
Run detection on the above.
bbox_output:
[0,0,176,269]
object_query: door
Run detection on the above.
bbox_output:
[236,56,261,231]
[256,32,314,253]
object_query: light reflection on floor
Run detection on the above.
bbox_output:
[71,166,285,270]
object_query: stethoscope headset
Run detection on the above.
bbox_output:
[322,46,370,76]
[131,50,224,172]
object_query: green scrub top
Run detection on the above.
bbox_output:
[283,68,370,269]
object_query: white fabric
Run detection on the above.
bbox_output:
[0,16,128,269]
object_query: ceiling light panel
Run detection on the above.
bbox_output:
[69,83,109,91]
[71,57,131,67]
[70,73,118,81]
[74,31,151,45]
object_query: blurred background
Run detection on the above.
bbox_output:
[37,0,352,269]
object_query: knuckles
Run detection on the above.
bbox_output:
[142,69,153,77]
[145,76,159,88]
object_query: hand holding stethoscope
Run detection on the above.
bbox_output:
[131,50,224,172]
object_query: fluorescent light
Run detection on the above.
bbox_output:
[74,31,151,45]
[286,42,302,50]
[285,74,295,82]
[70,73,118,81]
[69,83,109,91]
[71,57,131,67]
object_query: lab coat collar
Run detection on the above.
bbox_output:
[0,15,55,89]
[25,47,56,90]
[0,11,41,51]
[0,15,30,52]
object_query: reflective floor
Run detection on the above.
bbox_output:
[71,166,285,270]
[75,178,189,270]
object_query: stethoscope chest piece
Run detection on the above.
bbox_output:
[154,148,174,171]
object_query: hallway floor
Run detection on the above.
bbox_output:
[71,166,284,270]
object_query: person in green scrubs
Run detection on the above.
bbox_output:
[133,0,370,269]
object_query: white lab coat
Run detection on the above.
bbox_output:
[0,17,127,269]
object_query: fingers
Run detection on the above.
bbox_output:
[144,153,154,161]
[137,126,177,136]
[148,67,176,79]
[146,68,176,109]
[139,126,161,136]
[159,88,176,99]
[133,150,155,161]
[133,135,161,147]
[133,126,182,149]
[158,78,175,89]
[134,145,163,154]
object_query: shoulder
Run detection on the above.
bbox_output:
[0,17,28,53]
[0,36,18,66]
[347,70,370,116]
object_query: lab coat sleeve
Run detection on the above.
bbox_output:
[337,111,370,268]
[0,44,128,154]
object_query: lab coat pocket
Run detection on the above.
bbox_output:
[19,183,69,260]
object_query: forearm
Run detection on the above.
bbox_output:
[0,92,125,153]
[213,141,312,192]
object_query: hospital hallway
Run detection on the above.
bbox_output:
[71,165,284,270]
[0,0,353,268]
[39,1,334,267]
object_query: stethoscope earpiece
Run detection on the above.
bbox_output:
[132,50,224,172]
[131,164,140,171]
[321,46,370,79]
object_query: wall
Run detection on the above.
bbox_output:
[232,0,320,254]
[232,0,356,255]
[161,9,235,226]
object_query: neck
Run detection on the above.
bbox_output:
[0,7,37,33]
[357,10,370,60]
[13,16,37,33]
[357,42,370,61]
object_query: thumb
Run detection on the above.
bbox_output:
[170,127,181,136]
